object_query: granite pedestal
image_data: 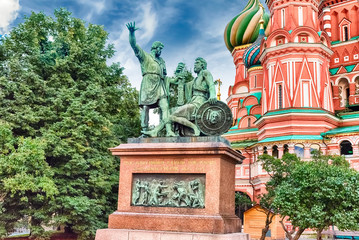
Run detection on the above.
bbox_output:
[95,137,248,240]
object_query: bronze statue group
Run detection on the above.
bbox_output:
[127,22,231,137]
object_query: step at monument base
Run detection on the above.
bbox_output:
[95,229,249,240]
[108,212,240,234]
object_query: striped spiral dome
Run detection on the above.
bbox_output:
[243,21,265,68]
[224,0,269,52]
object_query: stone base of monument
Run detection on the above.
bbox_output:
[95,137,247,240]
[95,229,249,240]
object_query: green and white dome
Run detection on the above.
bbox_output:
[224,0,270,52]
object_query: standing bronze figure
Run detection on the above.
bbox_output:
[126,22,176,137]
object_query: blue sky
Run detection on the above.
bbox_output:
[1,0,267,106]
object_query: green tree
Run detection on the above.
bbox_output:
[273,152,359,240]
[258,153,302,240]
[260,152,359,240]
[0,122,58,239]
[0,9,140,239]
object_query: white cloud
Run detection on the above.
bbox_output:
[163,38,235,102]
[156,1,180,30]
[77,0,105,13]
[76,0,106,21]
[0,0,20,34]
[107,1,160,92]
[106,1,160,125]
[137,2,158,42]
[159,1,238,101]
[108,0,238,116]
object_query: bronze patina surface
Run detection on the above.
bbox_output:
[127,22,233,137]
[131,174,205,208]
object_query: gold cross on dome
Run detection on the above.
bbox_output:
[215,79,223,100]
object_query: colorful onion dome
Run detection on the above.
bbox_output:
[243,20,265,68]
[224,0,270,52]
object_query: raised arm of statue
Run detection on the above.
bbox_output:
[203,70,217,104]
[126,22,141,56]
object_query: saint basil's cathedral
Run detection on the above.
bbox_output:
[223,0,359,201]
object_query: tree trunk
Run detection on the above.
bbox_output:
[238,217,242,233]
[317,228,323,240]
[29,215,45,238]
[260,225,270,240]
[279,217,296,240]
[293,228,305,240]
[259,211,275,240]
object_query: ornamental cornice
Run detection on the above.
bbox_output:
[248,66,263,72]
[272,2,318,11]
[254,139,324,147]
[233,44,252,52]
[260,43,333,63]
[226,92,251,102]
[325,132,359,138]
[255,111,339,126]
[267,0,319,11]
[331,39,359,48]
[319,0,357,13]
[225,130,258,137]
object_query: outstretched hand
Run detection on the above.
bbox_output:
[208,97,217,105]
[126,22,139,33]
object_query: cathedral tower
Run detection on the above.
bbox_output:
[258,0,336,141]
[224,0,359,202]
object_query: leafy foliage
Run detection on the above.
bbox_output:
[235,191,253,208]
[0,9,140,239]
[234,191,253,228]
[255,154,301,240]
[259,152,359,240]
[0,122,57,238]
[273,152,359,233]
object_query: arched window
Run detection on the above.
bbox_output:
[310,144,321,155]
[298,6,303,26]
[294,144,304,158]
[355,77,359,94]
[254,75,257,88]
[340,140,353,155]
[343,25,349,41]
[338,78,350,107]
[281,9,285,28]
[235,191,252,223]
[248,118,251,128]
[263,147,268,155]
[272,145,279,158]
[345,88,350,106]
[278,85,283,109]
[283,144,289,154]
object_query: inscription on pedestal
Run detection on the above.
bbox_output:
[131,174,205,208]
[122,159,215,172]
